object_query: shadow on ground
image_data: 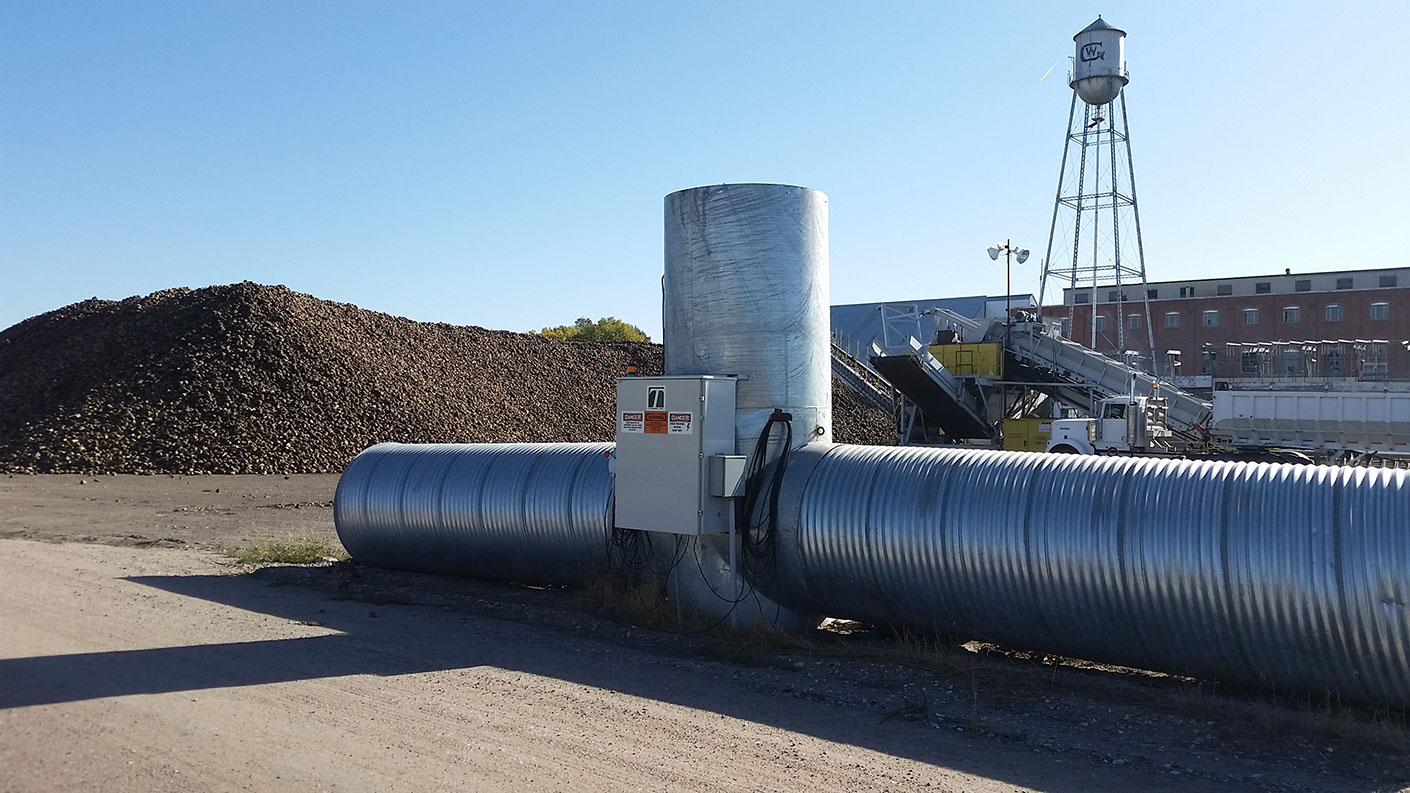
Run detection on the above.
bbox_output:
[2,565,1406,793]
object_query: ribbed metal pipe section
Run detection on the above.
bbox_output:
[772,444,1410,704]
[334,442,614,586]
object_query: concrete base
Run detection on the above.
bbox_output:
[666,532,819,633]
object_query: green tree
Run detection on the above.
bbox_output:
[540,316,650,343]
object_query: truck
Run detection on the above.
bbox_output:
[1045,394,1175,455]
[1044,386,1410,464]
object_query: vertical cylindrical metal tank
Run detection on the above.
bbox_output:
[663,184,831,454]
[1071,16,1128,106]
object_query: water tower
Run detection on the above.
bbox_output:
[1037,17,1157,372]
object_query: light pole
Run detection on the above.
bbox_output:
[987,239,1030,329]
[987,240,1029,423]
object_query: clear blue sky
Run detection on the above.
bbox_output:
[3,1,1407,339]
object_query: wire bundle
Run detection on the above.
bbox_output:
[737,409,794,590]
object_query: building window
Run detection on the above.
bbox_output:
[1325,304,1343,322]
[1201,349,1217,375]
[1165,312,1180,328]
[1147,288,1159,299]
[1217,284,1233,296]
[1179,286,1194,298]
[1324,347,1343,376]
[1282,349,1300,375]
[1295,279,1312,292]
[1241,350,1261,375]
[1243,308,1259,325]
[1075,292,1091,304]
[1108,290,1121,302]
[1380,275,1398,288]
[1060,318,1071,338]
[1093,315,1107,332]
[1283,306,1300,323]
[1202,310,1219,326]
[1336,277,1354,290]
[1255,282,1271,294]
[1370,302,1389,320]
[1128,313,1142,330]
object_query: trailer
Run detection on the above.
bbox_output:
[1209,387,1410,459]
[1045,387,1410,463]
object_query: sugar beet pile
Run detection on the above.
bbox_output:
[0,283,894,474]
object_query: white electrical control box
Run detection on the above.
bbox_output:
[614,376,737,535]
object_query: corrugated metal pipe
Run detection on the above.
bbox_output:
[767,443,1410,705]
[334,442,614,586]
[334,439,1410,704]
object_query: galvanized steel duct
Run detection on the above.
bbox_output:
[663,184,831,452]
[331,182,1410,705]
[334,442,613,586]
[769,443,1410,704]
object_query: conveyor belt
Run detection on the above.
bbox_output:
[870,351,994,440]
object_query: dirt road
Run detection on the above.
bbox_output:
[0,540,1102,792]
[1,476,1407,791]
[0,474,340,550]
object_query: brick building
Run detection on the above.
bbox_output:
[1043,267,1410,383]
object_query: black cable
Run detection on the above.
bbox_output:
[688,534,757,606]
[736,409,794,591]
[633,534,688,615]
[611,524,655,570]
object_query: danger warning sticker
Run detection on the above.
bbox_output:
[620,412,644,433]
[644,411,669,434]
[668,412,693,434]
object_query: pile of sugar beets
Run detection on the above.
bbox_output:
[0,283,894,474]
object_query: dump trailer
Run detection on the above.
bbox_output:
[1210,387,1410,459]
[1045,387,1410,462]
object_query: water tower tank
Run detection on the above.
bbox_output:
[1070,16,1128,106]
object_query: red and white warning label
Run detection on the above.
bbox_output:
[643,411,669,434]
[620,411,644,433]
[668,412,693,434]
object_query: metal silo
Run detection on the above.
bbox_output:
[1071,16,1128,106]
[662,184,832,453]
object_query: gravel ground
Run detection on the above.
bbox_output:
[1,475,1407,792]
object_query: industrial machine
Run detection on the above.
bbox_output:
[855,311,1213,447]
[847,312,1410,463]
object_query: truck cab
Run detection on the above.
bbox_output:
[1045,395,1170,454]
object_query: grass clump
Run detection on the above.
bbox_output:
[230,536,348,566]
[581,575,679,630]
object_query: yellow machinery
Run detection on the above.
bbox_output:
[928,343,1003,379]
[1002,418,1052,452]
